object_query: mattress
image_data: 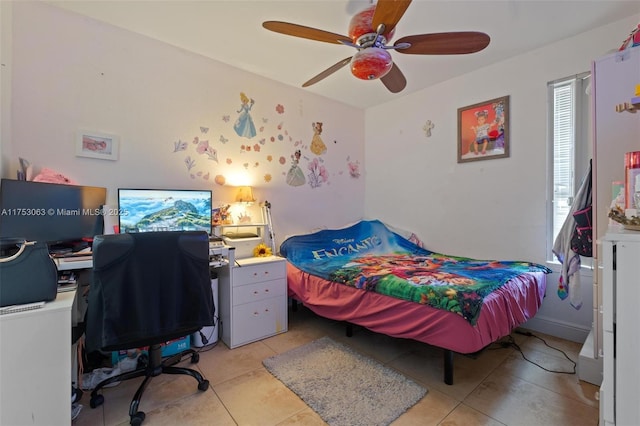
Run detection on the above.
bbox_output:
[287,262,546,354]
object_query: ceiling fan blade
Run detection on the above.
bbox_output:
[395,32,490,55]
[380,63,407,93]
[302,57,353,87]
[263,21,352,45]
[372,0,412,34]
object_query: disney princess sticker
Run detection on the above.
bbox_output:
[310,122,327,155]
[233,92,257,139]
[286,149,305,186]
[76,130,119,160]
[457,96,509,163]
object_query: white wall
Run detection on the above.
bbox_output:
[365,14,640,342]
[0,1,12,178]
[6,1,365,241]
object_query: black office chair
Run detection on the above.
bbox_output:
[85,231,214,426]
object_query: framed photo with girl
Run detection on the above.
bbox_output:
[457,96,509,163]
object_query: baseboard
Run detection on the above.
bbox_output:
[521,316,591,343]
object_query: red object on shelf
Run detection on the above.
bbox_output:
[624,151,640,208]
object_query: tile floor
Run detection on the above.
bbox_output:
[74,306,600,426]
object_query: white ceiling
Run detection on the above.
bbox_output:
[45,0,640,109]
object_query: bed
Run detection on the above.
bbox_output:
[279,220,551,384]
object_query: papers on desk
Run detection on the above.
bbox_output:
[59,256,92,262]
[58,272,78,293]
[51,252,92,261]
[0,301,45,315]
[58,283,78,293]
[54,255,93,271]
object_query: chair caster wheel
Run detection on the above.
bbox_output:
[191,353,199,363]
[89,394,104,408]
[198,380,209,391]
[137,353,149,369]
[130,411,145,425]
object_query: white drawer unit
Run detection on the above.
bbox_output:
[233,280,286,306]
[1,291,76,425]
[600,230,640,426]
[233,259,285,286]
[219,254,287,348]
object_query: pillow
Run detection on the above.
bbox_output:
[379,221,426,248]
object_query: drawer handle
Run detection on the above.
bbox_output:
[264,271,269,275]
[253,291,259,295]
[264,308,269,312]
[253,311,259,316]
[264,288,269,293]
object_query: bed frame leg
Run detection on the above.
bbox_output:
[444,349,454,385]
[345,323,353,337]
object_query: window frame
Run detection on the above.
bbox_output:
[546,71,592,267]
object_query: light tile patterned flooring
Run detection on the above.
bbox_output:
[74,307,599,426]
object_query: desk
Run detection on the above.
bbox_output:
[0,291,76,425]
[54,257,93,343]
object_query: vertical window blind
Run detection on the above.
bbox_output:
[548,72,590,261]
[552,81,575,242]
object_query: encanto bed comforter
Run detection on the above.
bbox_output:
[280,220,551,326]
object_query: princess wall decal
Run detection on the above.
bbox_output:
[233,92,257,139]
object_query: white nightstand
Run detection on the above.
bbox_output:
[218,254,287,348]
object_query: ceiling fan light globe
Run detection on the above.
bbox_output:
[348,5,395,43]
[350,48,393,81]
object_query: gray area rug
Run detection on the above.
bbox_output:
[263,336,427,426]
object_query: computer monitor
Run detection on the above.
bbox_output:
[117,188,212,234]
[0,179,107,248]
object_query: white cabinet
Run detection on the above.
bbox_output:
[0,291,76,425]
[592,48,640,245]
[581,47,640,388]
[218,253,287,349]
[600,230,640,426]
[215,202,286,348]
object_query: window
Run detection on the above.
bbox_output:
[547,72,591,263]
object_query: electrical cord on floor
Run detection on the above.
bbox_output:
[195,339,219,353]
[194,316,222,353]
[488,331,577,375]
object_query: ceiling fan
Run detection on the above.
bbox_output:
[262,0,490,93]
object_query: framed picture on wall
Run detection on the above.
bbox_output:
[76,129,119,160]
[457,96,509,163]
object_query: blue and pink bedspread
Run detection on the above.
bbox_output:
[280,220,551,325]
